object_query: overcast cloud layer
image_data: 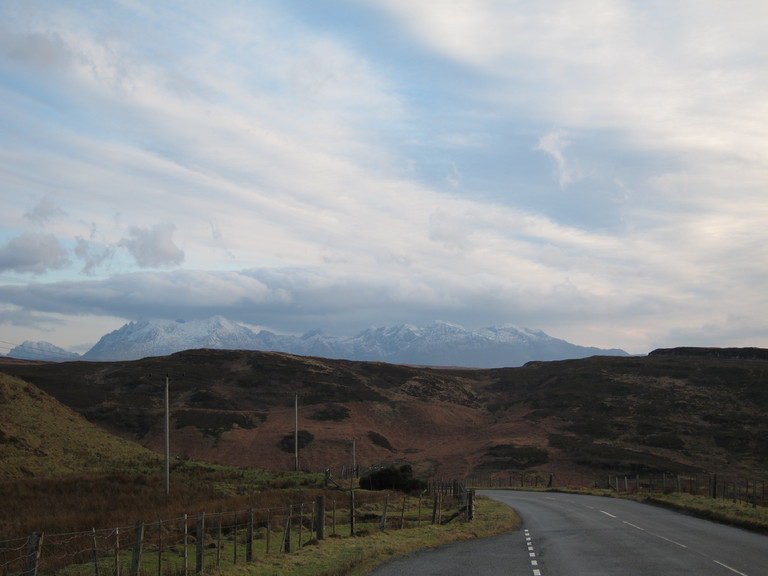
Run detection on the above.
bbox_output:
[1,0,767,355]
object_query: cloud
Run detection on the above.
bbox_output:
[119,224,184,268]
[75,236,114,275]
[24,197,67,225]
[534,130,580,189]
[0,233,69,274]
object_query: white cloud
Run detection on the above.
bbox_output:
[1,1,767,354]
[24,197,67,225]
[534,130,580,189]
[120,224,184,268]
[0,233,69,274]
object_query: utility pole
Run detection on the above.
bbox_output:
[294,393,299,472]
[164,374,170,496]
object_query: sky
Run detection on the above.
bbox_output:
[1,0,767,356]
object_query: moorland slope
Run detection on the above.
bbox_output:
[2,349,767,482]
[0,368,159,479]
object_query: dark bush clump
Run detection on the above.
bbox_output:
[360,464,426,493]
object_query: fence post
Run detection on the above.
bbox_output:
[22,532,43,576]
[349,491,356,537]
[380,495,389,532]
[156,520,162,576]
[216,515,222,566]
[114,528,120,576]
[130,522,143,576]
[400,496,407,529]
[466,490,475,521]
[245,509,253,562]
[233,516,238,564]
[431,493,441,525]
[183,514,189,576]
[298,504,304,547]
[195,512,205,575]
[315,495,325,540]
[266,509,271,554]
[283,505,292,553]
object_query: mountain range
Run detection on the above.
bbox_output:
[7,316,628,367]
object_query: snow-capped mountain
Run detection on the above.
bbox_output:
[7,341,81,362]
[83,316,262,361]
[81,316,628,367]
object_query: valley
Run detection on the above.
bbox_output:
[2,347,767,484]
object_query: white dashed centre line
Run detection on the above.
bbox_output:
[524,529,542,576]
[712,559,749,576]
[622,520,687,548]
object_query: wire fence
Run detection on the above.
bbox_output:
[2,487,473,576]
[466,470,768,508]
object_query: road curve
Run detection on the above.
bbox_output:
[365,490,768,575]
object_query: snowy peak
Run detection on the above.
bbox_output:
[84,316,260,361]
[7,341,81,362]
[81,317,629,367]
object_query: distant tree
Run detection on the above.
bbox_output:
[360,464,426,493]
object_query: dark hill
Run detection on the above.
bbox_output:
[2,348,767,482]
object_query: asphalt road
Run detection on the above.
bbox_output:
[366,490,768,575]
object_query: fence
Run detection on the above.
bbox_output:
[604,473,768,507]
[1,486,472,576]
[466,470,768,509]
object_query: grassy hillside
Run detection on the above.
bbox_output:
[0,371,159,479]
[2,349,767,483]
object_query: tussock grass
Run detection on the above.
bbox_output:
[630,492,768,532]
[208,496,519,576]
[0,462,323,539]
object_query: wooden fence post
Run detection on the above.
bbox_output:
[114,528,120,576]
[22,532,43,576]
[130,522,143,576]
[90,528,100,576]
[400,496,407,529]
[283,505,292,553]
[298,504,304,547]
[266,509,271,554]
[195,512,205,575]
[245,509,253,562]
[431,493,440,525]
[216,515,222,567]
[332,499,337,537]
[183,514,189,576]
[315,495,325,540]
[233,517,238,564]
[380,495,389,532]
[156,520,162,576]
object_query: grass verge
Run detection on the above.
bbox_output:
[625,492,768,533]
[507,486,768,533]
[209,495,519,576]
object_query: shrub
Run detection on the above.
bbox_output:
[360,464,426,493]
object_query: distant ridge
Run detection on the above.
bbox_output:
[649,347,768,360]
[7,341,81,362]
[79,317,629,367]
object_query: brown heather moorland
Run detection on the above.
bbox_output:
[3,347,768,484]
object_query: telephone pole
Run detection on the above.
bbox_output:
[164,374,170,496]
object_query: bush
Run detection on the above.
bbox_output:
[360,464,426,493]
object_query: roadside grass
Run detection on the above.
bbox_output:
[626,492,768,532]
[209,495,519,576]
[0,461,324,539]
[479,485,768,533]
